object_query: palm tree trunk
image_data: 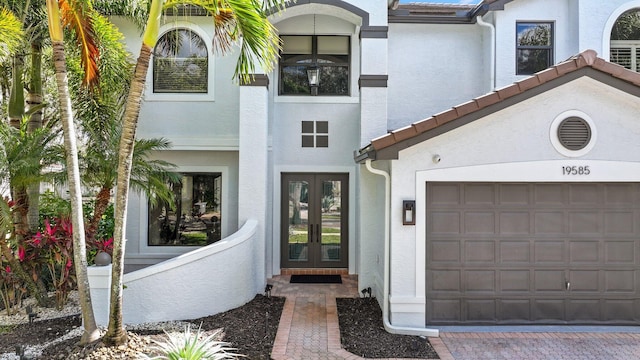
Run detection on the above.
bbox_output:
[50,37,100,344]
[8,55,24,129]
[86,186,111,242]
[104,43,152,346]
[27,41,44,232]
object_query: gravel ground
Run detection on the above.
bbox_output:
[1,294,439,359]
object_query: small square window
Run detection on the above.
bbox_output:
[316,135,329,148]
[316,121,329,134]
[302,135,315,148]
[516,22,553,75]
[301,121,329,148]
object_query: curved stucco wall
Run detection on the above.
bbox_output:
[90,219,260,326]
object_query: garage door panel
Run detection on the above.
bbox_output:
[466,299,496,321]
[534,184,565,205]
[604,212,635,234]
[498,300,531,322]
[499,184,530,205]
[605,241,635,263]
[500,270,530,292]
[464,184,495,204]
[567,300,601,321]
[500,212,530,234]
[569,212,602,234]
[465,270,496,292]
[430,240,460,263]
[534,212,566,234]
[569,241,600,263]
[604,270,635,292]
[465,212,495,233]
[570,184,600,204]
[430,270,461,292]
[430,299,461,322]
[534,241,565,263]
[500,241,531,263]
[464,240,495,262]
[534,270,566,292]
[427,182,640,325]
[431,212,460,234]
[569,270,600,292]
[532,299,565,321]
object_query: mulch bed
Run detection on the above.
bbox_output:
[337,297,440,359]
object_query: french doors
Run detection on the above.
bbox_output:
[281,173,348,268]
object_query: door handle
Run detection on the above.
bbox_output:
[565,281,570,290]
[309,224,313,243]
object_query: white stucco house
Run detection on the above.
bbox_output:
[98,0,640,329]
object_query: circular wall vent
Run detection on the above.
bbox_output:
[550,110,596,157]
[557,116,591,151]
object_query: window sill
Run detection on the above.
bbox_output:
[145,92,215,102]
[275,95,359,104]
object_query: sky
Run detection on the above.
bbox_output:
[398,0,483,4]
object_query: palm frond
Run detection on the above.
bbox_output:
[0,7,25,58]
[58,0,100,88]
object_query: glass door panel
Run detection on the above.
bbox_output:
[287,180,309,262]
[321,180,342,262]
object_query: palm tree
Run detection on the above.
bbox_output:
[0,116,63,308]
[104,0,286,345]
[65,12,179,242]
[45,0,101,344]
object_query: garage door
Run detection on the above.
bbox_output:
[426,183,640,325]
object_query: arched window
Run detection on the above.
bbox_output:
[153,28,208,93]
[610,9,640,72]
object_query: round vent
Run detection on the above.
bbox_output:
[557,116,591,151]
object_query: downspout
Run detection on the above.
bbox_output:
[365,159,439,337]
[476,14,496,90]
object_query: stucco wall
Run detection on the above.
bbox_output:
[388,23,486,130]
[385,76,640,327]
[89,220,260,326]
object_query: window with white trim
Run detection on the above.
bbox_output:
[279,35,350,96]
[153,28,208,93]
[516,22,553,75]
[610,9,640,72]
[148,173,222,246]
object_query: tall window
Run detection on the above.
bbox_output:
[148,173,222,246]
[610,9,640,72]
[279,35,350,96]
[153,28,208,93]
[516,22,554,75]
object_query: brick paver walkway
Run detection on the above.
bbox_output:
[269,275,443,360]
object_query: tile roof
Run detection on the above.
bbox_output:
[365,50,640,158]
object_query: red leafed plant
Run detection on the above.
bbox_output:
[25,217,76,309]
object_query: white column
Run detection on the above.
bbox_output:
[87,264,112,327]
[238,75,269,291]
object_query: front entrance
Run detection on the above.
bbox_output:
[281,173,348,269]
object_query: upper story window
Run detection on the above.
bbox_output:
[279,35,350,96]
[516,22,554,75]
[153,28,208,93]
[610,9,640,72]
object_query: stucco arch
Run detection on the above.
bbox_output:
[269,0,369,28]
[602,1,640,61]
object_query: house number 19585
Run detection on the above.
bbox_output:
[562,166,590,175]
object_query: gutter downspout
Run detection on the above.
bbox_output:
[476,14,496,90]
[365,159,439,337]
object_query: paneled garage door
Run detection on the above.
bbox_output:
[426,183,640,325]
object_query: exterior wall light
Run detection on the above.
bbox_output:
[307,66,320,95]
[403,200,415,225]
